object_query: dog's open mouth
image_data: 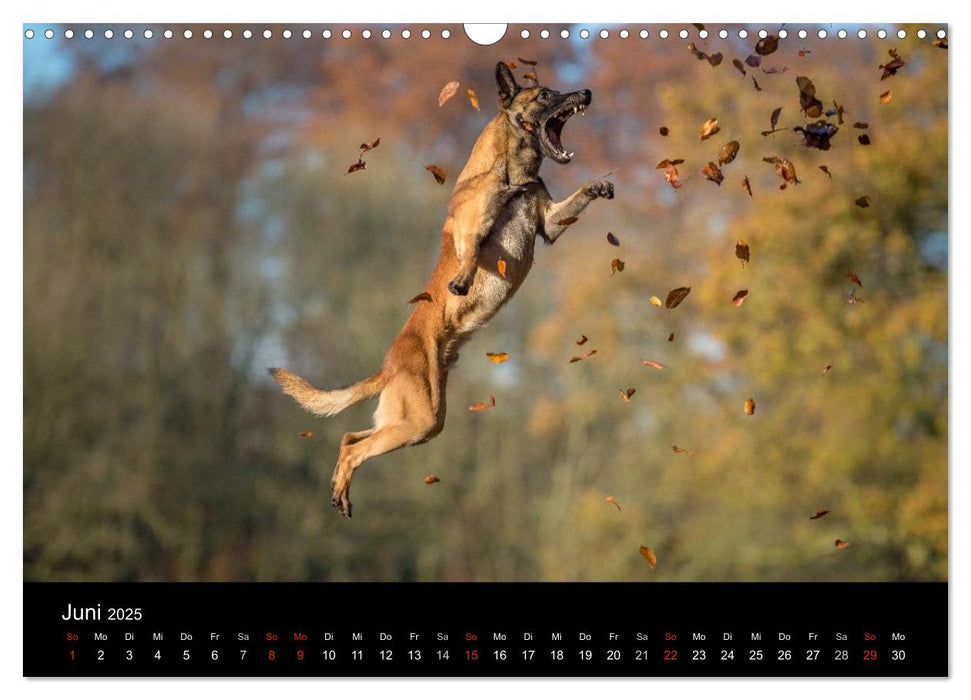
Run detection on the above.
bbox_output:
[541,97,589,164]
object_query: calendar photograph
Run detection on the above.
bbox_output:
[24,23,947,589]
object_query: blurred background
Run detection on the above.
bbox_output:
[23,24,947,582]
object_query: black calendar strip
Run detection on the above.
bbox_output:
[24,582,947,677]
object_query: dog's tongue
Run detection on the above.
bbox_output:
[546,118,564,150]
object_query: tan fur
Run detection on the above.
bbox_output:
[272,67,612,517]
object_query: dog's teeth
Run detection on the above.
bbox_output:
[568,151,574,158]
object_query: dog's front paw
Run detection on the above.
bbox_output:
[584,180,614,200]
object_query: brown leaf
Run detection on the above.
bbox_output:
[486,352,510,363]
[798,49,812,57]
[858,134,871,146]
[576,334,589,345]
[819,165,832,178]
[855,195,872,208]
[467,88,480,111]
[745,54,763,68]
[753,77,762,91]
[659,126,670,136]
[796,75,824,118]
[664,166,683,190]
[606,232,620,247]
[707,53,724,67]
[845,272,863,287]
[879,89,893,103]
[347,159,366,174]
[518,56,538,65]
[605,495,622,511]
[425,475,440,484]
[497,258,507,278]
[569,349,598,363]
[610,258,625,276]
[642,360,666,370]
[761,65,788,75]
[835,539,851,549]
[879,47,906,80]
[619,388,636,402]
[755,34,780,56]
[853,122,869,129]
[809,509,830,520]
[656,158,685,168]
[692,23,705,31]
[732,289,749,307]
[408,291,432,304]
[687,42,707,60]
[742,175,753,197]
[438,80,460,107]
[763,156,800,187]
[718,140,740,165]
[556,216,578,226]
[822,364,833,374]
[770,106,783,130]
[359,137,381,153]
[735,239,750,266]
[639,545,657,570]
[668,333,676,342]
[671,445,693,454]
[933,38,948,49]
[703,161,724,185]
[665,286,691,309]
[732,58,747,76]
[744,397,756,415]
[700,117,721,141]
[425,164,446,184]
[649,296,663,307]
[299,430,313,439]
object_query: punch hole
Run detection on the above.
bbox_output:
[540,29,550,39]
[324,30,333,39]
[402,29,411,39]
[85,29,94,39]
[798,29,808,39]
[283,29,292,39]
[579,29,589,39]
[758,29,767,38]
[937,29,946,38]
[184,29,193,39]
[877,29,887,39]
[718,29,728,39]
[124,29,133,39]
[224,30,233,39]
[659,29,668,39]
[421,29,430,39]
[698,29,707,39]
[381,29,390,39]
[263,29,272,39]
[897,29,907,39]
[818,29,827,39]
[738,29,747,39]
[917,29,926,39]
[560,29,569,39]
[620,29,629,39]
[679,29,687,39]
[302,29,311,39]
[204,29,213,39]
[600,29,609,39]
[463,24,507,46]
[65,29,74,39]
[144,29,153,39]
[838,29,847,39]
[163,29,173,39]
[24,28,34,39]
[242,29,252,39]
[779,29,788,38]
[342,30,352,39]
[363,30,372,39]
[858,29,867,39]
[45,29,54,39]
[520,29,529,39]
[639,30,648,39]
[442,29,451,39]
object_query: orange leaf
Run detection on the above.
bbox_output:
[744,398,756,415]
[810,509,830,520]
[569,349,598,363]
[610,259,625,276]
[732,289,749,307]
[699,117,720,141]
[619,388,636,402]
[605,496,622,511]
[438,80,460,107]
[846,272,862,287]
[425,164,446,185]
[486,352,510,364]
[703,161,724,185]
[668,333,675,342]
[642,360,666,370]
[671,445,693,454]
[649,296,663,307]
[665,287,691,309]
[359,137,381,153]
[408,292,432,304]
[518,57,538,66]
[835,539,850,549]
[425,475,440,484]
[497,258,507,278]
[718,140,740,165]
[469,396,496,412]
[576,334,589,345]
[823,364,833,374]
[639,545,657,570]
[467,88,480,111]
[347,160,366,174]
[299,430,313,439]
[879,89,893,103]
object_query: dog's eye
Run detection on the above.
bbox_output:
[540,90,551,101]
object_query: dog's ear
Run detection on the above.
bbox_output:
[495,62,520,109]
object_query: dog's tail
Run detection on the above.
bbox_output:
[268,367,386,417]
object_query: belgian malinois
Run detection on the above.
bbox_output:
[270,62,613,517]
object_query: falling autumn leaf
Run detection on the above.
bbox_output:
[933,38,948,49]
[735,239,750,266]
[438,80,460,107]
[425,475,440,484]
[606,232,620,246]
[619,388,636,402]
[668,333,675,342]
[486,352,510,363]
[755,34,780,56]
[703,161,724,185]
[846,288,866,304]
[700,117,721,141]
[659,126,670,136]
[718,140,740,165]
[359,137,381,153]
[518,56,538,65]
[795,120,839,150]
[665,287,691,309]
[504,61,518,70]
[845,272,863,287]
[855,195,872,208]
[347,159,366,174]
[642,360,666,370]
[610,258,625,276]
[879,89,893,103]
[656,158,685,168]
[671,445,693,454]
[468,395,496,412]
[742,175,753,197]
[649,296,663,307]
[745,54,763,68]
[879,47,906,80]
[639,545,657,570]
[796,75,824,118]
[576,334,588,345]
[810,509,830,520]
[835,539,851,549]
[664,165,684,190]
[823,364,833,374]
[605,496,622,511]
[732,59,746,76]
[497,258,507,278]
[819,165,832,178]
[407,291,432,304]
[752,77,762,91]
[556,216,578,226]
[425,164,447,184]
[467,88,480,111]
[707,53,723,67]
[732,289,749,307]
[858,133,871,146]
[763,156,800,188]
[299,430,313,439]
[853,122,869,129]
[798,49,812,57]
[744,398,756,415]
[569,349,598,363]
